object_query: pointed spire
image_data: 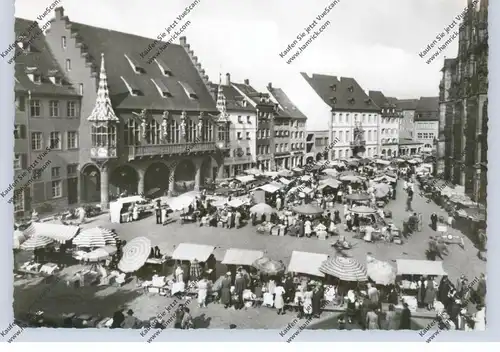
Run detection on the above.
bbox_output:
[216,73,229,121]
[88,53,119,122]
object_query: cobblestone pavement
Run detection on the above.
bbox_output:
[14,179,486,329]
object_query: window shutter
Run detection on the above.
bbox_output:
[21,154,28,169]
[62,179,68,197]
[46,181,52,200]
[33,182,45,203]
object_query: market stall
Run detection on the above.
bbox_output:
[171,243,215,262]
[287,251,328,278]
[73,227,119,249]
[109,195,150,223]
[252,256,286,276]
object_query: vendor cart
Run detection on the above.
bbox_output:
[180,211,199,224]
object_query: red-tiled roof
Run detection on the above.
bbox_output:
[396,99,419,111]
[300,72,379,112]
[415,97,439,121]
[14,18,79,96]
[66,21,217,112]
[208,83,254,112]
[267,86,307,120]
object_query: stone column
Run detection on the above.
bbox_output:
[168,164,177,196]
[194,162,201,191]
[137,168,145,196]
[217,164,224,179]
[100,163,109,210]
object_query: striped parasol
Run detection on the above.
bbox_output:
[189,259,202,280]
[73,227,119,248]
[118,236,151,273]
[252,257,285,275]
[81,246,117,262]
[20,236,54,251]
[319,256,368,282]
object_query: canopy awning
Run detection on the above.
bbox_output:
[279,178,292,185]
[257,183,281,193]
[235,175,255,184]
[396,259,447,276]
[318,179,341,190]
[115,195,146,204]
[300,175,312,182]
[287,251,328,277]
[375,159,390,165]
[23,222,80,243]
[171,243,215,262]
[221,248,264,266]
[263,171,279,178]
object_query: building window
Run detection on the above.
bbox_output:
[217,125,225,141]
[13,190,24,213]
[339,114,343,123]
[50,132,62,149]
[33,74,41,84]
[339,131,344,142]
[14,154,22,170]
[124,119,141,145]
[247,116,251,124]
[67,131,78,149]
[237,132,242,140]
[246,147,251,155]
[51,180,62,198]
[65,59,71,71]
[14,124,26,139]
[32,169,42,180]
[31,132,43,150]
[61,36,67,49]
[266,146,270,154]
[246,132,250,140]
[67,101,77,117]
[92,125,117,147]
[79,84,84,95]
[51,167,61,178]
[67,164,78,175]
[339,150,343,158]
[49,100,60,117]
[237,116,242,123]
[30,99,41,117]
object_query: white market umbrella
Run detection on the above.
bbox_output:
[73,227,119,248]
[13,230,27,250]
[250,203,274,215]
[81,246,117,262]
[166,191,199,211]
[118,236,152,273]
[20,236,54,251]
[366,255,396,285]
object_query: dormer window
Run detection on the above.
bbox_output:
[65,59,71,71]
[330,97,337,104]
[154,58,172,76]
[330,84,336,91]
[121,76,142,96]
[151,78,172,97]
[365,98,372,105]
[30,74,42,84]
[349,98,355,104]
[49,76,62,85]
[124,54,145,74]
[241,100,247,107]
[348,86,354,92]
[179,81,197,99]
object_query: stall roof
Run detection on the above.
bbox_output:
[114,195,146,204]
[23,222,80,243]
[235,175,255,184]
[287,251,328,277]
[171,243,215,262]
[221,248,264,266]
[396,259,447,276]
[375,159,390,165]
[257,183,281,193]
[279,178,292,185]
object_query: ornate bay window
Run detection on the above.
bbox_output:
[124,119,140,145]
[91,123,116,147]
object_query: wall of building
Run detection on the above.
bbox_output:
[414,121,438,150]
[226,111,257,176]
[399,110,415,140]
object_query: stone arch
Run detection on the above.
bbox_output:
[381,149,386,156]
[174,159,196,192]
[80,163,100,203]
[200,156,218,184]
[110,165,138,197]
[144,162,170,196]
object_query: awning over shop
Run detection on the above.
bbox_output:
[235,175,255,184]
[171,243,215,262]
[221,248,264,266]
[396,259,447,276]
[318,179,340,189]
[23,222,80,243]
[287,251,328,277]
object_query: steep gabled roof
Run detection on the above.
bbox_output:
[66,20,217,111]
[386,97,402,112]
[14,18,79,96]
[267,85,307,119]
[396,99,419,111]
[208,83,254,112]
[415,97,439,121]
[300,72,379,112]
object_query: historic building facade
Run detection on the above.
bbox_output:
[369,91,401,158]
[439,0,488,203]
[45,7,227,209]
[414,97,439,153]
[13,18,82,219]
[267,83,307,169]
[301,73,379,159]
[210,74,256,178]
[397,99,419,140]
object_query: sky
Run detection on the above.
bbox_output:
[14,0,470,129]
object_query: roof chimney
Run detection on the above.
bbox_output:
[267,82,272,90]
[55,6,64,19]
[225,73,231,86]
[244,79,249,85]
[179,36,187,46]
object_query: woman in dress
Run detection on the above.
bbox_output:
[197,277,208,308]
[220,272,232,309]
[175,265,184,283]
[424,277,436,310]
[385,304,398,330]
[274,284,285,315]
[366,307,380,330]
[303,285,314,319]
[132,204,139,221]
[304,218,312,238]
